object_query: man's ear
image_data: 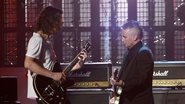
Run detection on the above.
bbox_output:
[133,35,138,41]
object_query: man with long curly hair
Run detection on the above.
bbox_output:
[24,6,87,104]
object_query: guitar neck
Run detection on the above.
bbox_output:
[63,51,82,75]
[113,69,119,96]
[63,41,90,75]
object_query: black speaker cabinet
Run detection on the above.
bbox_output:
[67,90,111,104]
[153,89,185,104]
[0,76,17,102]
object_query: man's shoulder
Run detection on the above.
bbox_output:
[139,45,150,52]
[32,32,42,39]
[29,32,43,43]
[138,46,153,55]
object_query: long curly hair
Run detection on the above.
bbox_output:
[35,6,63,35]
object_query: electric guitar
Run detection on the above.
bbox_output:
[33,42,91,104]
[110,69,122,104]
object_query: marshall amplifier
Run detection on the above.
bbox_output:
[153,88,185,104]
[60,62,112,88]
[153,61,185,88]
[67,89,111,104]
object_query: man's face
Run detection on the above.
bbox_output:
[121,28,138,48]
[51,15,64,34]
[59,15,64,29]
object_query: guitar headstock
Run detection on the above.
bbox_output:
[113,68,119,80]
[83,41,91,53]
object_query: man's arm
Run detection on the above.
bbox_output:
[24,56,65,81]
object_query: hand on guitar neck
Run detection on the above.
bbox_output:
[110,69,125,104]
[71,50,88,71]
[50,49,88,81]
[110,69,125,87]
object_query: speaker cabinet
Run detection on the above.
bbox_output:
[67,90,111,104]
[0,76,17,102]
[153,89,185,104]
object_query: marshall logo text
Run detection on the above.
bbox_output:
[70,71,91,78]
[153,70,169,77]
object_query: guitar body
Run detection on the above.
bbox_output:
[33,42,91,104]
[33,63,74,104]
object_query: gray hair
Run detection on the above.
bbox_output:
[121,20,143,39]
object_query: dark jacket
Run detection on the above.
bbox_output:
[118,41,154,104]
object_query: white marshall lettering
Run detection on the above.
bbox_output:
[70,71,91,77]
[153,70,169,77]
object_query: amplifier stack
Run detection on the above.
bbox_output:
[60,62,113,104]
[112,61,185,88]
[61,61,185,104]
[153,61,185,88]
[152,61,185,104]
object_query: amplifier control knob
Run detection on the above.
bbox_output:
[92,83,95,87]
